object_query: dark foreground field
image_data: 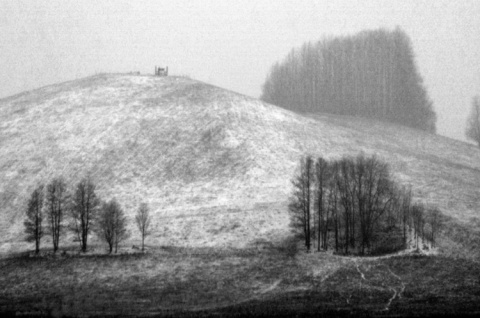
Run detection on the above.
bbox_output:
[1,242,479,317]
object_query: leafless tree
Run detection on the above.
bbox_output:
[98,201,114,253]
[290,153,440,255]
[24,185,44,254]
[335,157,356,254]
[45,177,68,253]
[425,207,443,247]
[113,204,129,253]
[98,199,129,253]
[353,155,391,254]
[398,186,412,246]
[327,165,340,252]
[314,157,331,251]
[70,177,100,252]
[135,202,151,251]
[466,96,480,147]
[411,203,425,249]
[332,154,396,255]
[289,155,314,252]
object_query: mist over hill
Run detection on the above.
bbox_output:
[0,74,479,257]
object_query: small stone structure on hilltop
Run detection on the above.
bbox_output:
[155,66,168,76]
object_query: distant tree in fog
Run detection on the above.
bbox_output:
[70,177,100,252]
[98,199,129,253]
[135,202,151,251]
[289,155,314,252]
[465,96,480,147]
[45,177,68,253]
[261,27,436,133]
[24,185,44,254]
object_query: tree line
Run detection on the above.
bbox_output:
[261,27,436,133]
[24,176,151,254]
[289,153,443,255]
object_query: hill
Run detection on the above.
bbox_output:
[0,73,479,257]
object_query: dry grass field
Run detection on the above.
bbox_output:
[1,74,480,316]
[1,244,479,317]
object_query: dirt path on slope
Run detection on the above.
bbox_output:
[348,258,406,312]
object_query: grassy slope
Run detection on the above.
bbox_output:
[1,73,479,257]
[1,74,480,316]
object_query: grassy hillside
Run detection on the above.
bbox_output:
[1,73,479,257]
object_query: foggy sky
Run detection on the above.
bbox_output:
[1,0,479,142]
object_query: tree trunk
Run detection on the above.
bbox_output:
[334,216,338,252]
[317,207,321,252]
[81,231,85,252]
[324,216,329,251]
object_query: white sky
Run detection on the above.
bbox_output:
[1,0,479,142]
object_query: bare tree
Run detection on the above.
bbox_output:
[113,201,129,253]
[135,202,151,251]
[24,185,44,254]
[332,154,396,255]
[399,186,412,246]
[411,203,425,249]
[314,157,331,251]
[425,207,443,248]
[289,156,314,252]
[70,177,100,252]
[98,199,129,253]
[327,164,340,252]
[357,155,395,255]
[466,96,480,147]
[98,201,115,253]
[336,157,356,254]
[45,177,68,253]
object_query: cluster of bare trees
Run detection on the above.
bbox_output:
[261,27,436,133]
[289,154,443,255]
[411,204,443,249]
[24,176,152,254]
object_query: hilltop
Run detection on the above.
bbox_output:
[0,73,479,257]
